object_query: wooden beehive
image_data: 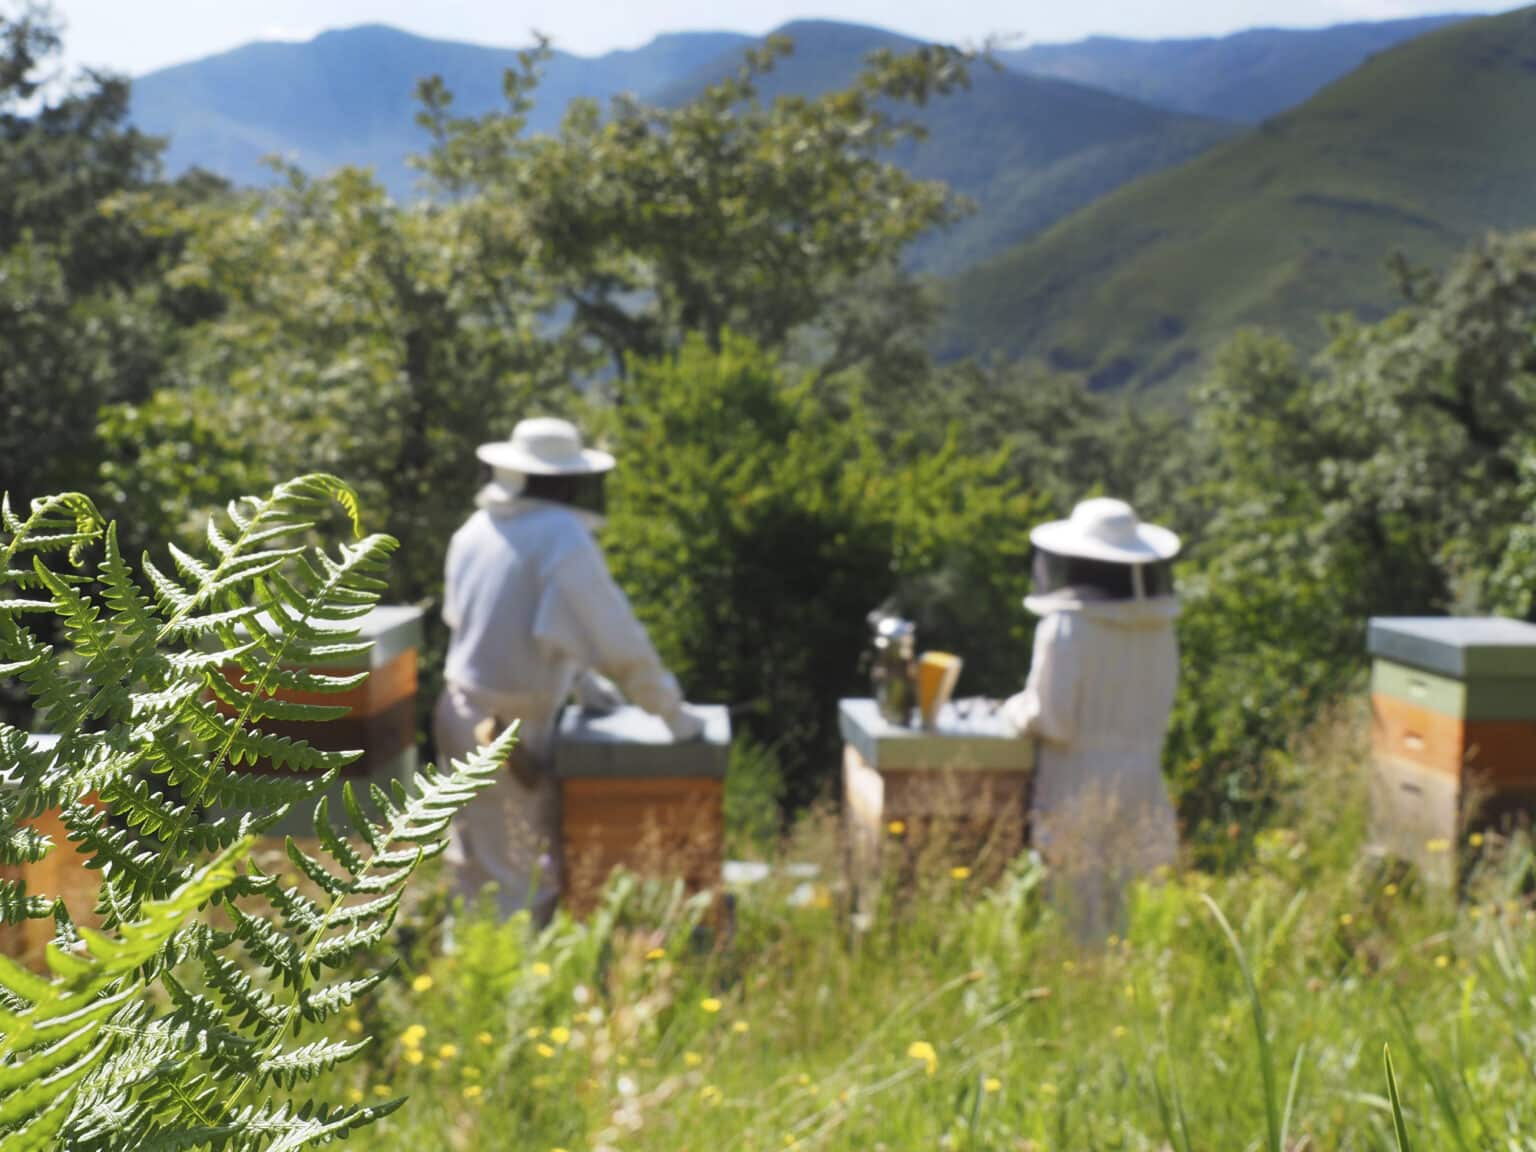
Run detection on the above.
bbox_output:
[0,736,107,966]
[216,605,424,837]
[839,699,1034,922]
[554,705,730,917]
[1368,616,1536,885]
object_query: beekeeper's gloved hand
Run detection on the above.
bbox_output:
[664,703,707,742]
[574,670,625,714]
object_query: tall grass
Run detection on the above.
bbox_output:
[308,707,1536,1150]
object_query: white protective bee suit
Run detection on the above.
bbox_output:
[435,419,702,922]
[1002,499,1182,941]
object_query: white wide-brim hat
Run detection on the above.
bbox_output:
[476,417,615,475]
[1030,497,1180,564]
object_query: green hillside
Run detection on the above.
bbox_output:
[939,5,1536,393]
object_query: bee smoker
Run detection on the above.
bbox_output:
[867,609,917,727]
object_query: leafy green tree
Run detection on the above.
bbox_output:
[602,333,1042,806]
[98,164,582,608]
[1168,231,1536,853]
[0,3,230,517]
[414,36,971,379]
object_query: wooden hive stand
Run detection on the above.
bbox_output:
[554,704,730,918]
[839,698,1034,924]
[1367,616,1536,888]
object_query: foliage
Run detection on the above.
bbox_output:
[1166,231,1536,852]
[600,334,1042,806]
[413,36,971,377]
[0,475,505,1147]
[0,2,212,516]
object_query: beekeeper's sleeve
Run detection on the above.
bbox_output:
[532,533,685,719]
[1002,612,1080,744]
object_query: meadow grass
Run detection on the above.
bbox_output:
[319,710,1536,1150]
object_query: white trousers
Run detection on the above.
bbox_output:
[434,681,563,923]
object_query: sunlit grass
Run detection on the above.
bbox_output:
[320,718,1536,1149]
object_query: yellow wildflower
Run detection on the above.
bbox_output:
[347,1087,364,1104]
[646,947,668,961]
[462,1067,482,1080]
[1123,984,1136,1000]
[701,997,723,1014]
[1426,838,1450,854]
[526,1026,544,1040]
[410,974,433,993]
[537,1043,556,1059]
[984,1077,1002,1094]
[1384,883,1399,897]
[1112,1025,1127,1040]
[477,1030,495,1046]
[1469,832,1485,848]
[700,1084,722,1104]
[684,1051,704,1068]
[1435,955,1451,969]
[373,1084,393,1098]
[430,1059,443,1072]
[346,1018,364,1035]
[797,1073,812,1086]
[550,1026,571,1045]
[1339,913,1354,927]
[1061,960,1076,972]
[888,820,906,836]
[401,1024,426,1047]
[1042,1082,1058,1097]
[438,1044,458,1060]
[403,1048,424,1066]
[462,1084,484,1100]
[732,1020,751,1034]
[532,962,552,978]
[907,1040,938,1076]
[951,866,972,880]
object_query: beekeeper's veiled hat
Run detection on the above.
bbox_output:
[476,418,615,476]
[1030,498,1180,564]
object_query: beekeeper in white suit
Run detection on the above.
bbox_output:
[1002,497,1182,941]
[435,418,706,924]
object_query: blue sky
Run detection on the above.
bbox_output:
[50,0,1510,76]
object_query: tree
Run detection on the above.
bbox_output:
[413,37,972,380]
[0,2,219,510]
[602,333,1042,807]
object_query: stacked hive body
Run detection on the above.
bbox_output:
[555,705,730,916]
[1368,617,1536,885]
[219,605,425,837]
[839,699,1034,921]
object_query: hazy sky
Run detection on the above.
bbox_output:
[48,0,1507,76]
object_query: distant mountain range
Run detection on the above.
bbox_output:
[130,25,753,195]
[939,6,1536,394]
[1004,14,1469,123]
[129,10,1530,396]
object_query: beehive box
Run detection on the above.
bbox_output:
[555,705,730,916]
[839,699,1034,921]
[216,605,424,837]
[1368,616,1536,885]
[0,736,104,966]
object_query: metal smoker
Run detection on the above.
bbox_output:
[868,610,917,727]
